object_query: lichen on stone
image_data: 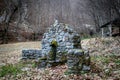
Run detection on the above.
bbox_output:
[50,40,58,47]
[47,40,58,66]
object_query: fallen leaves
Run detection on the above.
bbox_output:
[0,37,120,79]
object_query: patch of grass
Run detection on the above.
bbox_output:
[19,60,37,68]
[91,54,120,78]
[81,34,98,40]
[108,53,120,66]
[91,56,110,64]
[81,36,92,40]
[0,60,40,77]
[114,59,120,64]
[32,62,38,68]
[0,64,22,77]
[102,57,110,64]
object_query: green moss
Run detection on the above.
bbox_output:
[49,40,58,61]
[78,49,84,53]
[61,55,67,62]
[51,40,58,47]
[48,51,55,60]
[40,57,47,60]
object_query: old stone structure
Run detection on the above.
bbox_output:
[22,20,90,73]
[41,20,82,64]
[42,20,81,54]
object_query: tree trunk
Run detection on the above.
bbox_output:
[119,27,120,36]
[2,23,9,44]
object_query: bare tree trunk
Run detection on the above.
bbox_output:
[2,23,9,44]
[119,27,120,36]
[1,0,20,44]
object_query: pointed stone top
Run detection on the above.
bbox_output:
[53,19,59,27]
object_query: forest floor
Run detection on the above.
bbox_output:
[0,37,120,80]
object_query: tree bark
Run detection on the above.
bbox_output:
[2,23,9,44]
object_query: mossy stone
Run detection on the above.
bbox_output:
[60,54,67,62]
[48,40,58,61]
[48,51,55,60]
[51,40,58,47]
[40,57,47,60]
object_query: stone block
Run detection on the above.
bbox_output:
[22,50,42,59]
[67,49,90,74]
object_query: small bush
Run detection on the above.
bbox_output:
[0,64,22,77]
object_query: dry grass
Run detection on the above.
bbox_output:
[81,37,120,56]
[0,37,120,65]
[0,41,41,65]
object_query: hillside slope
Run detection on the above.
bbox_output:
[81,37,120,56]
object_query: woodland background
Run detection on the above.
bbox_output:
[0,0,120,43]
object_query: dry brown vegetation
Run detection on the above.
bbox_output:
[0,41,40,65]
[0,37,120,80]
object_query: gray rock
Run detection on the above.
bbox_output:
[74,49,84,56]
[82,65,90,71]
[67,49,90,74]
[22,50,42,59]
